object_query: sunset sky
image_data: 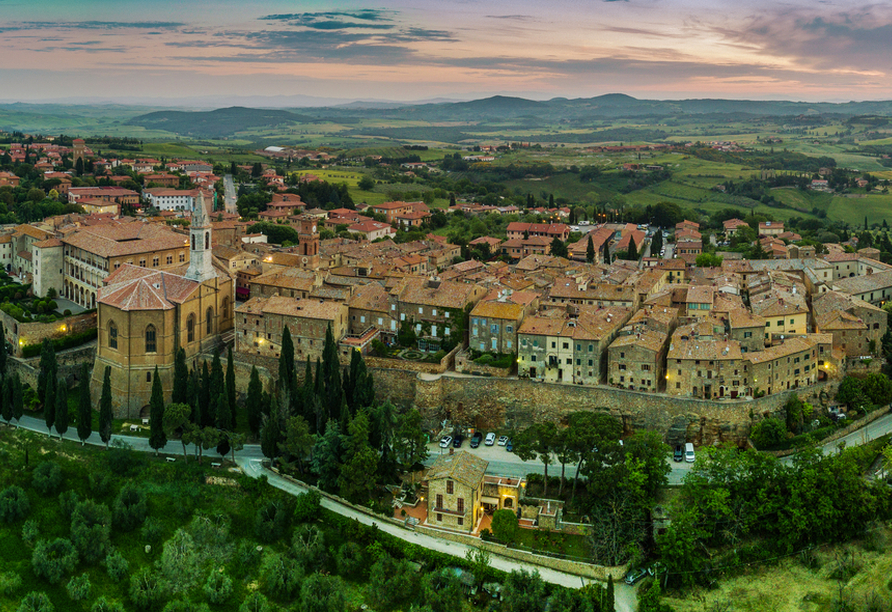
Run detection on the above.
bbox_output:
[1,0,891,103]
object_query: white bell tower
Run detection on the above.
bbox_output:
[185,191,216,282]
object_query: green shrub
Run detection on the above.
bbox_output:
[749,418,787,450]
[91,597,126,612]
[491,509,519,543]
[162,600,211,612]
[32,462,62,496]
[21,519,39,547]
[0,486,30,522]
[105,549,130,582]
[239,592,273,612]
[129,568,164,611]
[141,517,164,543]
[299,573,346,612]
[0,571,23,596]
[336,542,365,579]
[16,591,53,612]
[255,501,287,544]
[203,569,233,604]
[260,552,303,600]
[66,573,92,601]
[232,541,262,579]
[21,328,97,358]
[113,484,147,531]
[293,490,321,523]
[31,538,78,584]
[71,500,112,563]
[88,471,113,497]
[58,490,80,520]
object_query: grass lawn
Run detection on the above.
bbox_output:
[826,193,892,226]
[512,527,590,560]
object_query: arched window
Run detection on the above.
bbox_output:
[204,231,209,250]
[191,235,195,250]
[145,325,157,353]
[222,296,230,321]
[187,315,195,343]
[108,321,118,349]
[206,307,214,335]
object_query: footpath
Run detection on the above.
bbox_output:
[6,415,637,612]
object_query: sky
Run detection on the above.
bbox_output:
[1,0,891,104]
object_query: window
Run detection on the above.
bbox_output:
[457,498,464,513]
[206,307,214,334]
[457,517,464,526]
[145,325,157,353]
[166,255,173,265]
[152,256,159,267]
[222,297,229,321]
[139,258,146,267]
[108,321,118,349]
[436,494,444,509]
[506,325,513,333]
[179,252,185,263]
[204,232,209,250]
[446,480,454,495]
[187,315,195,343]
[146,372,152,382]
[531,355,537,362]
[437,513,442,522]
[418,307,423,314]
[562,342,569,349]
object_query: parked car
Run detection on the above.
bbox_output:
[685,442,696,463]
[505,439,514,452]
[485,432,497,446]
[624,567,649,585]
[497,435,509,446]
[470,432,484,448]
[453,435,464,448]
[673,445,684,462]
[439,436,452,448]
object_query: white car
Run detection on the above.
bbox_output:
[497,435,509,446]
[439,436,452,448]
[485,432,497,446]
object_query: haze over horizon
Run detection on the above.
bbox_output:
[1,0,891,105]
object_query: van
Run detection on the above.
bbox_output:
[684,443,695,463]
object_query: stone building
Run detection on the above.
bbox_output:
[91,195,234,417]
[346,282,396,337]
[426,451,487,533]
[607,330,669,392]
[469,289,539,354]
[236,295,348,363]
[665,331,745,399]
[746,337,819,396]
[811,291,886,359]
[391,277,487,350]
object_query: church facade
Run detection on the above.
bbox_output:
[91,195,234,417]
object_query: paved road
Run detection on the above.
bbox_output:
[8,415,637,610]
[223,174,238,215]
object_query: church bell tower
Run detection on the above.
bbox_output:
[185,192,216,282]
[297,213,320,269]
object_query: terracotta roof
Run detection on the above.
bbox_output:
[236,295,344,320]
[347,282,391,312]
[427,451,487,489]
[62,222,187,259]
[747,337,815,364]
[99,265,199,311]
[395,277,482,310]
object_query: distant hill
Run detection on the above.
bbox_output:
[126,107,313,137]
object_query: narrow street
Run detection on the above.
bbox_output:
[223,174,238,215]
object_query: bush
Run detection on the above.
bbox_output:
[66,573,92,601]
[31,538,78,584]
[91,597,127,612]
[749,418,788,450]
[239,592,273,612]
[0,486,30,522]
[32,462,62,496]
[113,484,147,531]
[260,552,303,600]
[141,517,164,543]
[293,490,322,523]
[58,490,80,520]
[204,569,233,604]
[16,591,53,612]
[255,501,288,544]
[491,509,519,542]
[21,329,97,358]
[300,573,346,612]
[336,542,365,579]
[232,541,262,579]
[163,600,211,612]
[105,549,130,582]
[71,500,112,563]
[89,471,114,497]
[22,519,39,547]
[0,571,23,596]
[129,568,164,611]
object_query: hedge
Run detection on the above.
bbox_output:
[21,328,97,358]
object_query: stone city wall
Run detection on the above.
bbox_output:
[2,309,97,357]
[9,343,96,390]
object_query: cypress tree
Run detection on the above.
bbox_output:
[1,375,11,425]
[279,326,295,400]
[0,321,6,376]
[627,236,638,261]
[77,363,92,445]
[44,367,56,436]
[260,398,281,461]
[172,347,188,405]
[186,367,199,423]
[37,339,55,405]
[586,234,595,263]
[210,352,224,424]
[199,362,211,427]
[603,243,611,264]
[322,325,342,421]
[54,380,69,439]
[226,347,237,428]
[651,230,663,256]
[246,366,263,437]
[605,574,615,612]
[148,366,166,455]
[12,373,23,424]
[99,366,113,449]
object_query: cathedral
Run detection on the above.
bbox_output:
[91,194,234,417]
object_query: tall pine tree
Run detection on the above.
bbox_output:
[586,235,595,263]
[99,366,113,449]
[0,321,6,376]
[226,347,237,428]
[77,363,92,445]
[37,339,55,405]
[199,362,212,427]
[322,325,342,422]
[12,373,23,425]
[54,380,69,439]
[1,375,12,425]
[172,347,189,404]
[279,326,296,401]
[44,366,56,436]
[246,366,263,437]
[260,396,281,461]
[148,366,166,456]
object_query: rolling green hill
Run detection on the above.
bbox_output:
[125,107,314,138]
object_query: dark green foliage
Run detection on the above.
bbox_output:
[291,524,326,570]
[255,501,288,544]
[299,573,345,612]
[113,484,147,531]
[368,553,419,609]
[66,573,92,601]
[338,411,378,502]
[259,552,303,600]
[292,490,321,523]
[129,568,164,611]
[491,509,519,542]
[335,542,364,579]
[91,597,126,612]
[650,230,663,255]
[77,363,92,443]
[0,485,30,522]
[861,372,892,406]
[12,373,23,422]
[226,347,237,428]
[31,538,78,584]
[247,366,263,436]
[586,234,595,263]
[58,490,80,520]
[162,600,211,612]
[260,408,281,461]
[311,420,341,492]
[104,549,130,582]
[502,569,546,612]
[199,362,211,427]
[149,367,166,454]
[422,567,463,612]
[238,592,273,612]
[99,366,113,448]
[605,574,615,612]
[278,326,296,406]
[173,347,189,405]
[214,391,231,431]
[32,462,62,496]
[550,236,568,258]
[1,375,12,424]
[54,382,69,438]
[20,329,98,358]
[71,500,112,563]
[321,325,343,422]
[203,569,233,604]
[0,571,23,596]
[37,338,55,405]
[16,591,54,612]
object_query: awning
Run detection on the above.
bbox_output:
[481,496,501,505]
